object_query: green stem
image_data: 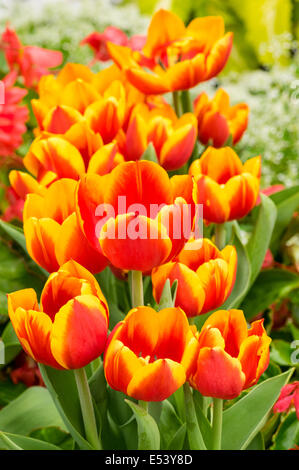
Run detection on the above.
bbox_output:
[130,270,144,307]
[172,91,182,117]
[181,89,192,113]
[211,398,223,450]
[215,223,226,250]
[183,383,206,450]
[138,400,149,412]
[74,368,102,450]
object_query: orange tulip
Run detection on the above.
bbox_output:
[187,309,271,399]
[104,306,196,401]
[152,238,237,317]
[7,260,109,370]
[190,147,261,223]
[76,161,193,272]
[194,89,249,147]
[107,10,233,94]
[23,178,108,274]
[119,103,197,170]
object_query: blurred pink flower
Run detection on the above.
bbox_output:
[273,382,299,419]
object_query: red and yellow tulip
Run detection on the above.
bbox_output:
[107,10,233,94]
[104,306,196,401]
[191,146,261,223]
[76,160,193,272]
[194,88,249,147]
[188,309,271,399]
[23,178,108,273]
[152,238,237,317]
[7,260,109,369]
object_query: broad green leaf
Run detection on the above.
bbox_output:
[125,399,160,450]
[159,399,183,450]
[270,185,299,254]
[39,365,93,450]
[245,432,265,450]
[240,269,299,320]
[193,390,213,449]
[270,339,299,367]
[158,279,178,310]
[271,411,299,450]
[167,423,187,451]
[0,220,27,252]
[246,193,277,285]
[219,221,251,309]
[222,368,294,450]
[0,431,61,450]
[30,426,73,450]
[107,388,137,450]
[0,386,67,436]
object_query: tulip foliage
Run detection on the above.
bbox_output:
[0,9,298,452]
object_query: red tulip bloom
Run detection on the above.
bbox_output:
[273,382,299,419]
[81,26,146,62]
[104,306,197,401]
[7,260,109,370]
[188,310,271,399]
[0,71,28,157]
[1,25,63,88]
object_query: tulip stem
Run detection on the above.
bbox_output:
[172,91,182,117]
[130,270,144,307]
[211,398,223,450]
[74,368,102,450]
[215,223,226,250]
[138,400,149,412]
[183,383,207,450]
[181,90,192,114]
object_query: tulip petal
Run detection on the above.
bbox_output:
[127,358,186,401]
[24,217,60,273]
[51,295,108,369]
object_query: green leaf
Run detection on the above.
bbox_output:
[29,426,73,449]
[0,431,62,450]
[271,411,299,450]
[0,379,26,407]
[240,269,299,320]
[140,143,158,164]
[159,400,184,450]
[0,220,27,252]
[0,321,21,367]
[245,432,265,450]
[270,185,299,254]
[0,386,67,436]
[158,279,178,310]
[125,399,160,450]
[39,365,93,450]
[220,221,251,309]
[246,193,277,285]
[270,339,298,367]
[107,388,137,450]
[222,368,294,450]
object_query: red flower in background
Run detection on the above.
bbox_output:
[273,382,299,419]
[0,70,28,157]
[10,351,44,388]
[1,25,63,88]
[81,26,146,63]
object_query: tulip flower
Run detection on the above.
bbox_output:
[188,309,271,399]
[7,260,109,370]
[23,178,108,273]
[118,102,197,170]
[273,382,299,419]
[107,10,233,95]
[194,89,249,147]
[1,25,62,89]
[104,306,197,401]
[152,238,237,317]
[191,146,261,223]
[0,71,28,157]
[81,26,146,63]
[76,160,193,272]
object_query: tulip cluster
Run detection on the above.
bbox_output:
[4,8,274,452]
